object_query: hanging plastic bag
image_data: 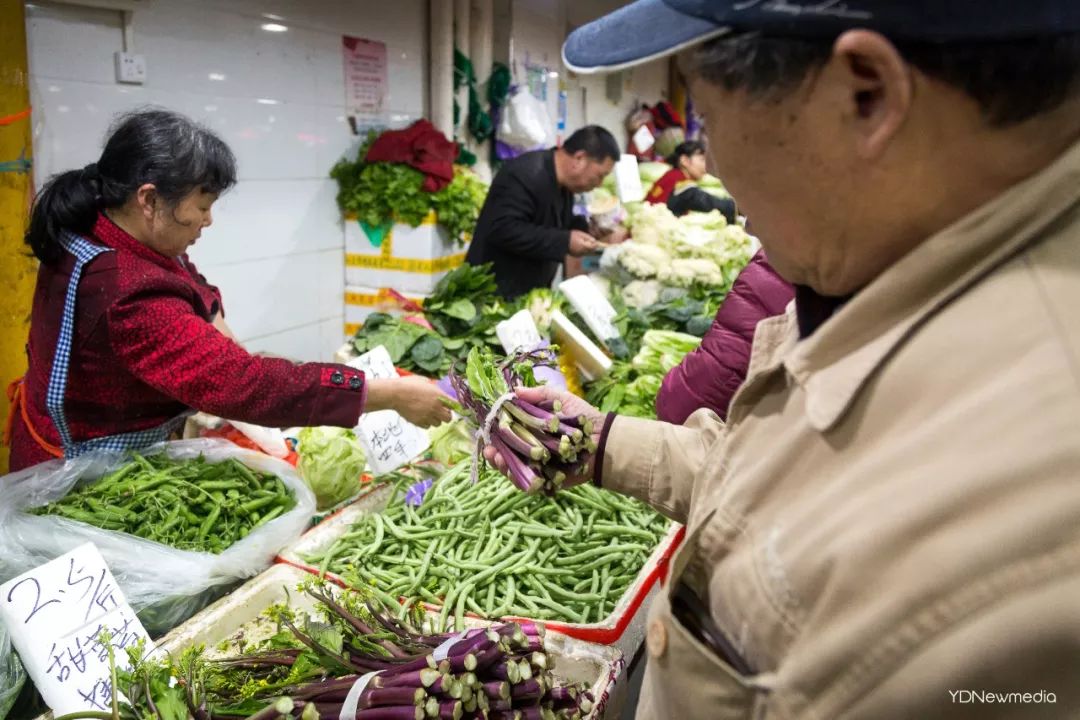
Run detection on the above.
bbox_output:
[0,439,315,636]
[497,88,554,151]
[0,626,26,720]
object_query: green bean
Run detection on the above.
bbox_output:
[32,452,296,554]
[306,462,669,628]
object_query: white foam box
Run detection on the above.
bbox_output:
[343,284,430,338]
[277,486,686,662]
[156,563,627,719]
[344,211,466,294]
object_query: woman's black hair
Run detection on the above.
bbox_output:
[26,108,237,264]
[666,140,706,168]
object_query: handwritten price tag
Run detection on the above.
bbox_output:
[496,310,543,354]
[559,275,621,346]
[346,344,397,380]
[348,346,431,474]
[0,543,152,715]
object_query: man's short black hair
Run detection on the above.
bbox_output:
[562,125,621,162]
[685,32,1080,127]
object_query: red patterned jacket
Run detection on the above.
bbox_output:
[9,214,365,471]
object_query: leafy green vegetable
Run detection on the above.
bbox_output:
[585,329,701,419]
[427,419,474,466]
[330,130,488,245]
[352,313,430,365]
[297,427,367,510]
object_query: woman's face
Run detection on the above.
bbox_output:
[682,151,708,181]
[146,188,218,257]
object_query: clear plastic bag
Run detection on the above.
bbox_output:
[0,627,26,720]
[497,88,554,151]
[0,439,315,635]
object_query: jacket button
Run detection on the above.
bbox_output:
[349,376,362,390]
[647,619,668,658]
[330,371,344,385]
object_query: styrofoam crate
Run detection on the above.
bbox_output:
[344,213,466,294]
[276,487,685,661]
[156,564,627,718]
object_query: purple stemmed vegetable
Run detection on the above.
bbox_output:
[449,347,595,494]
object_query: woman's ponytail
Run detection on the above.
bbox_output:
[25,163,103,264]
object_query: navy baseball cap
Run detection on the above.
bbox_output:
[563,0,1080,74]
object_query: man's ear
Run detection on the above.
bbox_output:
[832,30,913,160]
[135,183,158,222]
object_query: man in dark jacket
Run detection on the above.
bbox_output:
[466,126,620,298]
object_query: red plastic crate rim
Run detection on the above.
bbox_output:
[276,523,686,645]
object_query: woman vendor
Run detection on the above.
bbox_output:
[5,109,450,472]
[647,139,738,223]
[645,140,708,205]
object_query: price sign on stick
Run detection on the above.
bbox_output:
[0,543,152,715]
[559,275,621,346]
[496,310,543,354]
[347,346,430,474]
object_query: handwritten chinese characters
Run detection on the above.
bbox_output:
[348,346,431,474]
[0,543,152,715]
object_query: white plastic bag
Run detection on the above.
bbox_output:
[498,88,554,150]
[0,439,315,635]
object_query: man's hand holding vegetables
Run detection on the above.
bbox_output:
[482,385,606,490]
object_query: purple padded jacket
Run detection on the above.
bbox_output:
[656,250,795,424]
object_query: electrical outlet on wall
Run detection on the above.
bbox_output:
[114,51,146,84]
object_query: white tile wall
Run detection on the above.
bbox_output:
[26,0,427,363]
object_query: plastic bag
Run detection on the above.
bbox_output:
[0,439,315,636]
[497,88,554,151]
[0,626,26,720]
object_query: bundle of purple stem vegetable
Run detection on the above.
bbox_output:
[206,586,594,720]
[449,347,595,494]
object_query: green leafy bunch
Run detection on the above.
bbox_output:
[330,131,488,245]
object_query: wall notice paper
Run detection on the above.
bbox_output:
[0,543,152,715]
[613,154,645,204]
[559,275,621,346]
[496,309,543,354]
[347,345,430,474]
[343,35,388,116]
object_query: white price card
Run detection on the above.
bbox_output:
[0,543,152,715]
[496,310,543,354]
[346,344,398,380]
[559,275,621,346]
[614,153,645,204]
[632,125,655,154]
[348,346,430,474]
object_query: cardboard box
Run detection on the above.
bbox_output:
[344,211,466,294]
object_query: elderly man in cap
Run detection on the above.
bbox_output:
[485,1,1080,718]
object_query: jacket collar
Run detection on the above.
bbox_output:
[773,137,1080,432]
[92,213,186,275]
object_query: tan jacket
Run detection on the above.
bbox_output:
[603,139,1080,719]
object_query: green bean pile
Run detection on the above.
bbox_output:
[305,461,670,630]
[33,453,296,554]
